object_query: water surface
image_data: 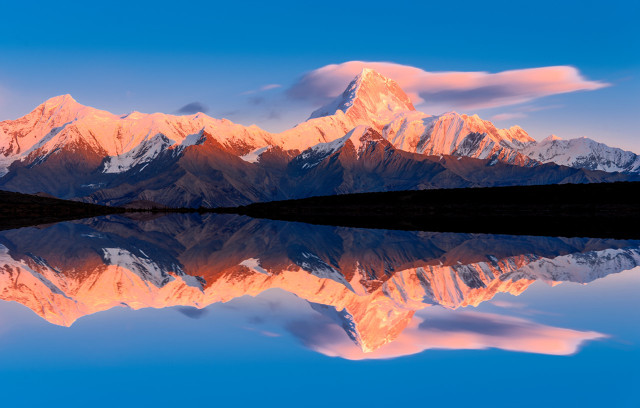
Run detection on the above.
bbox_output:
[0,214,638,407]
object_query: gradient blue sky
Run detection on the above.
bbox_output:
[1,0,638,151]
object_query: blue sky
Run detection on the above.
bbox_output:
[0,0,638,150]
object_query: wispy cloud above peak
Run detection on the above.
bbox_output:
[491,104,566,123]
[286,61,609,111]
[492,112,528,121]
[241,83,282,95]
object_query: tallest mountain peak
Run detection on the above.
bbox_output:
[358,67,379,78]
[308,68,415,125]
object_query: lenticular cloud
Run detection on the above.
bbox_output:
[287,61,608,110]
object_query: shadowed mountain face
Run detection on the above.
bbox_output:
[1,214,638,356]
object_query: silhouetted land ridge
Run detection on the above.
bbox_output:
[2,182,639,238]
[0,190,125,230]
[215,182,640,239]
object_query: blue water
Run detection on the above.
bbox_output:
[0,214,637,407]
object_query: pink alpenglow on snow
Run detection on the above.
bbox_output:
[288,61,609,111]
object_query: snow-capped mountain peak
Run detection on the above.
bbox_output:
[36,94,110,126]
[542,134,563,143]
[308,68,415,126]
[521,135,640,173]
[0,94,99,160]
[42,93,79,108]
[0,95,275,176]
[381,110,537,166]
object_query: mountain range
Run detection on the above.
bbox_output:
[1,213,636,356]
[1,68,638,207]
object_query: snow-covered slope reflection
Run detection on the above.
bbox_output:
[0,214,637,357]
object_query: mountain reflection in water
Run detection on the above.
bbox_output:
[1,213,638,359]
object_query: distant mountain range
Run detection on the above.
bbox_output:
[1,69,638,207]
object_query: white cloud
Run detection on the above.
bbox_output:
[492,112,527,121]
[286,61,608,111]
[241,83,282,95]
[491,104,566,122]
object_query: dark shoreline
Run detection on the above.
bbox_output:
[0,190,127,231]
[2,182,640,238]
[213,182,640,239]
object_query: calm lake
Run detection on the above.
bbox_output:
[0,214,638,407]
